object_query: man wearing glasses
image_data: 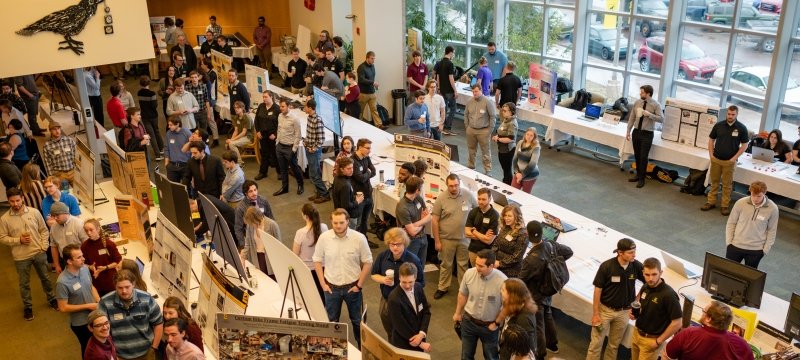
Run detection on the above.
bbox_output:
[370,228,424,337]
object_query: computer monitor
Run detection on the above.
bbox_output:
[197,35,207,46]
[785,292,800,341]
[701,252,767,309]
[312,86,342,137]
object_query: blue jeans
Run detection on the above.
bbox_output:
[443,93,456,130]
[407,235,428,266]
[461,316,499,360]
[324,286,363,347]
[430,127,442,141]
[14,252,55,309]
[306,148,328,197]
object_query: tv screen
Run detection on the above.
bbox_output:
[701,252,766,308]
[312,86,342,137]
[786,292,800,341]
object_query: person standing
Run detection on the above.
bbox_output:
[492,205,527,278]
[424,80,446,140]
[304,98,330,203]
[167,79,200,130]
[273,99,304,196]
[483,42,508,90]
[351,138,377,237]
[186,71,211,137]
[313,209,373,347]
[626,85,663,188]
[253,16,273,72]
[432,174,477,300]
[254,91,279,180]
[56,244,100,357]
[386,262,432,353]
[98,270,163,360]
[228,69,251,113]
[241,206,282,277]
[84,310,118,360]
[702,105,749,216]
[453,249,507,360]
[235,180,275,244]
[164,116,192,183]
[183,141,225,198]
[631,258,682,360]
[292,204,329,301]
[357,51,386,129]
[464,84,497,174]
[107,82,128,129]
[495,278,537,360]
[220,151,245,209]
[396,176,432,265]
[586,238,645,360]
[407,51,429,93]
[465,188,499,265]
[170,35,197,72]
[14,75,45,136]
[85,67,105,126]
[206,15,222,37]
[724,181,779,269]
[48,202,88,274]
[436,46,458,135]
[323,48,345,81]
[42,175,81,220]
[137,76,164,160]
[0,142,22,188]
[495,62,522,107]
[0,188,57,321]
[664,300,754,360]
[332,157,364,229]
[476,57,494,96]
[371,228,424,338]
[404,90,430,136]
[81,219,121,297]
[287,48,308,94]
[164,318,205,360]
[493,102,518,185]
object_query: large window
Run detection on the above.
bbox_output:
[505,0,575,80]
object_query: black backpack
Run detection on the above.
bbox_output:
[539,241,570,297]
[680,169,708,196]
[377,104,390,125]
[568,89,592,111]
[556,78,573,93]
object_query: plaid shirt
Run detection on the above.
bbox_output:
[206,23,222,38]
[43,135,76,173]
[185,82,208,111]
[304,113,325,152]
[0,93,27,113]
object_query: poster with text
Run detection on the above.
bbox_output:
[150,213,193,305]
[528,63,557,116]
[216,314,349,359]
[198,254,249,357]
[74,137,95,213]
[149,16,174,50]
[662,97,719,149]
[211,49,233,97]
[245,64,270,109]
[394,134,450,201]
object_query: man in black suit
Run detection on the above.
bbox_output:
[386,262,432,353]
[182,140,225,198]
[170,35,197,72]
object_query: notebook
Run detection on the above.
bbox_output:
[541,211,577,232]
[661,251,700,279]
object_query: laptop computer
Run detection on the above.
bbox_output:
[541,222,561,242]
[751,146,777,163]
[490,189,520,207]
[582,104,603,120]
[541,211,577,232]
[197,35,207,45]
[661,251,700,279]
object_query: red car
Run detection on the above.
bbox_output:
[760,0,781,14]
[638,37,719,81]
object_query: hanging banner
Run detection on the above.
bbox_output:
[528,63,557,116]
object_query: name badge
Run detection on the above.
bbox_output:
[66,232,74,236]
[611,276,621,283]
[757,215,766,221]
[198,90,203,95]
[482,217,490,224]
[416,202,421,210]
[64,148,71,152]
[499,127,504,131]
[640,292,648,299]
[268,112,274,116]
[359,166,363,172]
[113,313,124,321]
[417,303,423,312]
[479,109,485,114]
[461,205,470,211]
[98,249,108,255]
[72,282,82,291]
[177,100,183,105]
[494,60,500,64]
[53,150,61,155]
[291,66,295,71]
[505,234,513,241]
[419,68,424,73]
[170,139,176,144]
[257,207,264,214]
[488,295,497,302]
[233,90,238,95]
[732,130,739,137]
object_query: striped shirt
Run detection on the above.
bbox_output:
[304,113,325,152]
[22,180,46,214]
[43,135,76,173]
[98,289,163,359]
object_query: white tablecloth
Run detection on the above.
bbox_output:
[272,47,293,79]
[729,153,800,199]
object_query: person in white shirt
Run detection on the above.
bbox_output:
[313,208,373,347]
[423,80,446,141]
[164,318,205,360]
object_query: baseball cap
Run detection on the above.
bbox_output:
[614,238,636,253]
[526,221,542,243]
[50,202,69,215]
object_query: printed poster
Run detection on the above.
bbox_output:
[393,134,450,201]
[211,49,233,96]
[528,63,557,116]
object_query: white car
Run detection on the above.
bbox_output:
[712,66,800,107]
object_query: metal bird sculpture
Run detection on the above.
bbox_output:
[15,0,105,55]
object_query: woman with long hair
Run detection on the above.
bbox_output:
[332,136,354,177]
[292,203,328,300]
[119,259,147,292]
[493,102,519,184]
[511,128,541,193]
[240,206,281,275]
[763,129,792,163]
[159,66,177,120]
[492,204,527,278]
[80,219,121,296]
[495,278,538,360]
[162,296,204,353]
[20,163,47,214]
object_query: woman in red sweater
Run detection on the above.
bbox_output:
[80,219,121,297]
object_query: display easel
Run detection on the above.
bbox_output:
[280,267,311,321]
[207,214,246,285]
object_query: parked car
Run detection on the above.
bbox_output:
[704,2,778,25]
[586,25,628,60]
[550,9,575,40]
[636,0,668,37]
[759,0,781,14]
[639,37,719,81]
[747,20,800,52]
[711,66,800,106]
[663,0,710,21]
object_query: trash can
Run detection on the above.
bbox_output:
[391,89,407,126]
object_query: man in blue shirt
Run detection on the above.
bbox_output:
[164,116,192,183]
[42,176,81,222]
[56,244,100,357]
[476,57,493,96]
[483,42,508,90]
[404,90,430,136]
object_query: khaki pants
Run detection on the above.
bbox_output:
[631,330,666,360]
[256,46,273,72]
[466,126,492,172]
[706,156,736,208]
[437,238,469,291]
[585,304,629,360]
[53,169,76,187]
[120,348,155,360]
[290,87,304,94]
[227,200,242,209]
[148,58,160,80]
[358,93,381,126]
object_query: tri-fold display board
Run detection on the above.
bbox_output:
[662,97,720,150]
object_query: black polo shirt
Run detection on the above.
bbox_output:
[288,58,308,89]
[436,58,456,95]
[593,257,645,309]
[709,119,749,160]
[370,249,424,299]
[465,206,499,253]
[635,279,682,335]
[323,58,344,76]
[496,73,522,106]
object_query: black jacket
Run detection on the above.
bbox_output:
[386,282,431,351]
[350,153,375,197]
[519,240,574,304]
[254,102,279,136]
[170,44,197,71]
[332,175,361,219]
[0,158,21,188]
[228,81,251,112]
[182,154,225,198]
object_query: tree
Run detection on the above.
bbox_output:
[504,4,566,78]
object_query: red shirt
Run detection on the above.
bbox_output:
[84,335,117,360]
[665,325,754,360]
[81,237,122,296]
[106,97,126,128]
[345,85,360,104]
[407,62,429,92]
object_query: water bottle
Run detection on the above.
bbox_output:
[379,170,385,183]
[141,192,150,208]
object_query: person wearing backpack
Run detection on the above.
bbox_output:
[518,221,573,359]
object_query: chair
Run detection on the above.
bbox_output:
[238,137,260,165]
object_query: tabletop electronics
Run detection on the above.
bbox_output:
[582,103,604,120]
[701,252,766,309]
[541,211,577,232]
[662,251,701,279]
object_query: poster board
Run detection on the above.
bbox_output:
[215,314,349,359]
[297,25,311,54]
[114,195,150,243]
[211,49,233,97]
[261,229,328,322]
[360,321,430,360]
[3,0,154,78]
[149,16,174,50]
[407,27,422,63]
[197,193,247,282]
[662,97,719,149]
[103,129,150,204]
[74,136,95,213]
[150,212,192,305]
[198,254,249,357]
[528,63,557,116]
[244,64,270,109]
[393,134,450,201]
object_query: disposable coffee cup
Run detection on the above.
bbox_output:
[631,301,641,318]
[385,269,395,286]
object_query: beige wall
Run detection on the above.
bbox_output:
[289,0,334,51]
[351,0,405,107]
